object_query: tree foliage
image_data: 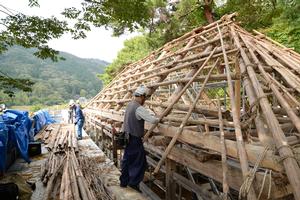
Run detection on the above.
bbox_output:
[62,0,215,37]
[99,0,300,85]
[263,0,300,52]
[0,73,34,97]
[217,0,281,30]
[0,5,88,61]
[99,36,152,85]
[0,1,90,96]
[63,0,152,36]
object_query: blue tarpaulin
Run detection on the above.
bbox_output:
[0,109,55,172]
[1,110,32,163]
[0,122,8,173]
[33,109,55,135]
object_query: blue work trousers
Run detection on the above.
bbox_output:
[120,135,147,187]
[76,119,84,139]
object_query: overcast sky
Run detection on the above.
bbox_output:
[0,0,138,62]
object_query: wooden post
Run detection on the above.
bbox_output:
[112,127,118,165]
[234,57,241,119]
[93,123,97,141]
[95,126,99,146]
[166,158,176,200]
[218,99,229,199]
[100,125,105,150]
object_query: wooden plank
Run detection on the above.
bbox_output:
[84,108,283,171]
[238,59,274,146]
[140,182,162,200]
[173,173,218,200]
[144,143,292,199]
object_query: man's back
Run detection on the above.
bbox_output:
[74,104,84,122]
[123,101,144,138]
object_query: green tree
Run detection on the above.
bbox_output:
[97,0,215,84]
[263,0,300,52]
[80,89,87,97]
[217,0,281,30]
[63,0,215,37]
[62,0,153,36]
[99,36,152,85]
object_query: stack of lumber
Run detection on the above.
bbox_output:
[84,13,300,199]
[39,124,96,200]
[79,156,112,200]
[37,124,79,152]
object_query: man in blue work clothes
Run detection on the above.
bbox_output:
[120,85,158,192]
[71,100,85,140]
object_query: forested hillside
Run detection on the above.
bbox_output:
[99,0,300,85]
[0,46,108,106]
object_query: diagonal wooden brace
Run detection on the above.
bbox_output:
[143,47,218,142]
[153,58,220,174]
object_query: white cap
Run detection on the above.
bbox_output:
[69,100,75,106]
[134,85,148,97]
[0,104,5,111]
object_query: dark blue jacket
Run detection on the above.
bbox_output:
[74,105,84,124]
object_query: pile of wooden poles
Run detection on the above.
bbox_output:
[39,124,96,200]
[37,124,79,153]
[79,156,112,200]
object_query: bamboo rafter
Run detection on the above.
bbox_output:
[85,13,300,200]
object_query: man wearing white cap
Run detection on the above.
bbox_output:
[69,99,85,140]
[120,85,158,192]
[68,100,75,124]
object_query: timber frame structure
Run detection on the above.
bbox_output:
[84,13,300,200]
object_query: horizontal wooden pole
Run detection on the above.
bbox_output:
[144,143,292,199]
[105,48,238,92]
[102,73,238,97]
[84,108,283,171]
[111,19,234,81]
[162,116,236,128]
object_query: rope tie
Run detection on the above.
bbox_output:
[277,144,291,152]
[241,95,268,122]
[270,65,280,69]
[248,95,267,112]
[276,144,299,163]
[245,63,257,69]
[257,169,272,200]
[240,70,248,78]
[265,78,274,86]
[246,63,257,68]
[239,146,270,199]
[278,155,297,163]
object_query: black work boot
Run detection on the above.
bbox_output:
[129,185,142,193]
